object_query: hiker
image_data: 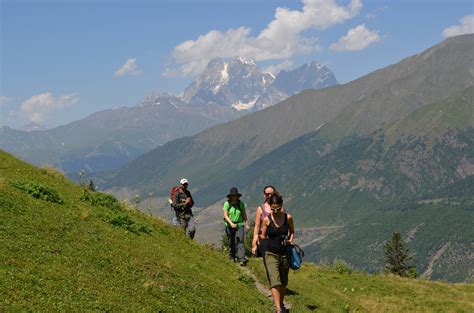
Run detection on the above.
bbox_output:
[259,192,294,313]
[251,186,284,258]
[223,187,250,266]
[171,178,196,239]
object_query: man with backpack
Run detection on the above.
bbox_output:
[223,187,249,266]
[171,178,196,239]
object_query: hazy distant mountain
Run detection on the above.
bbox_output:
[21,121,48,132]
[0,93,219,173]
[272,62,338,94]
[103,35,474,282]
[254,62,339,110]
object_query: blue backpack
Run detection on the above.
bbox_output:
[287,244,304,270]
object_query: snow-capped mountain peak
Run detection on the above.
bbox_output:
[182,56,274,108]
[182,56,338,112]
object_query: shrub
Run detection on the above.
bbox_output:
[332,259,352,274]
[238,274,255,286]
[80,190,121,210]
[13,180,64,204]
[105,211,152,235]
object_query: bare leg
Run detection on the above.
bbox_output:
[271,287,281,311]
[280,285,286,308]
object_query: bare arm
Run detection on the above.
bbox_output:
[223,203,236,228]
[287,213,295,244]
[252,207,262,244]
[251,207,262,255]
[259,217,270,240]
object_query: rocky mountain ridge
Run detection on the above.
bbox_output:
[0,57,336,173]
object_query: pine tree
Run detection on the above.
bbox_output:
[384,232,415,277]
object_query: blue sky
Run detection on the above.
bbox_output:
[1,0,473,128]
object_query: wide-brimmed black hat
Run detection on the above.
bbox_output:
[227,187,242,198]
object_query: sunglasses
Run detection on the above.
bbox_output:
[271,207,282,212]
[264,192,273,196]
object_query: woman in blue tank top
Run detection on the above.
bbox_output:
[259,192,295,313]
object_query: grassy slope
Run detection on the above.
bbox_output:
[384,86,474,146]
[249,260,474,312]
[0,150,269,311]
[1,150,473,311]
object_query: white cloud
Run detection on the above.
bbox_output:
[442,15,474,38]
[165,0,362,77]
[0,96,11,106]
[114,58,141,77]
[264,59,294,75]
[329,24,381,51]
[21,92,79,123]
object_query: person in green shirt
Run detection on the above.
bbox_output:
[223,187,250,266]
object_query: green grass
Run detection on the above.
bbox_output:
[0,150,269,311]
[2,149,473,312]
[248,259,474,312]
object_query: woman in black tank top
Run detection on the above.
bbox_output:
[259,193,295,313]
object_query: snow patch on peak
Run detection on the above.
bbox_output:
[220,63,229,84]
[237,56,256,66]
[310,62,324,70]
[232,97,258,111]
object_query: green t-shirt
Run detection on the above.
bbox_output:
[223,201,246,226]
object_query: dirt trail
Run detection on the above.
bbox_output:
[239,264,292,311]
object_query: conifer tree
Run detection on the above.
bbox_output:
[384,232,416,277]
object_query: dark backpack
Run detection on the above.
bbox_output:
[287,244,304,270]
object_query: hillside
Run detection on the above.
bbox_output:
[384,86,474,146]
[0,150,269,311]
[100,35,474,282]
[248,260,474,312]
[0,94,219,174]
[104,35,474,198]
[214,90,474,281]
[1,150,473,312]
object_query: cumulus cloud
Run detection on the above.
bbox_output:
[165,0,362,77]
[21,92,79,123]
[442,15,474,38]
[329,24,381,51]
[114,58,141,77]
[0,96,11,106]
[264,59,295,75]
